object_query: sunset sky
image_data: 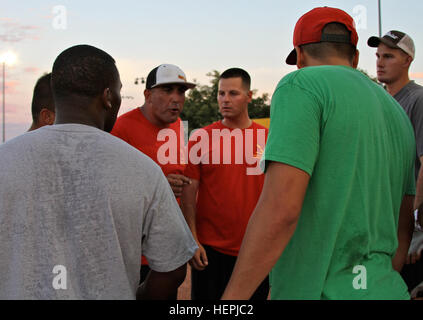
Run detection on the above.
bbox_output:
[2,0,423,140]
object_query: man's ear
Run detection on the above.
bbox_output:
[295,46,306,69]
[352,49,360,69]
[102,88,113,110]
[39,108,55,126]
[247,90,253,103]
[144,89,151,102]
[404,55,413,69]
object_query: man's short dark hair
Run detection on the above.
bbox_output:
[301,23,356,63]
[220,68,251,90]
[31,73,54,123]
[51,45,118,99]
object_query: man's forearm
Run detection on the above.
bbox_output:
[392,195,415,272]
[180,181,200,240]
[181,205,199,241]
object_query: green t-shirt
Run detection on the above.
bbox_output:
[263,65,416,300]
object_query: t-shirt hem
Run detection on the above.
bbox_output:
[264,153,314,176]
[147,248,197,273]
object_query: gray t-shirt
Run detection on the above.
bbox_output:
[395,81,423,180]
[0,124,197,299]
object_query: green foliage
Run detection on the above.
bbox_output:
[248,91,270,119]
[181,70,270,132]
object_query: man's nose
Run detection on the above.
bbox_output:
[170,91,184,103]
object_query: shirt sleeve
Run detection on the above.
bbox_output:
[142,174,198,272]
[261,83,322,176]
[411,95,423,158]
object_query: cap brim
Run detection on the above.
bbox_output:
[151,81,196,89]
[286,48,297,65]
[367,36,381,48]
[368,36,400,50]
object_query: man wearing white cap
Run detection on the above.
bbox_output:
[111,64,196,293]
[368,31,423,298]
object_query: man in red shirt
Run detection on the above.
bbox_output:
[181,68,269,300]
[111,64,196,290]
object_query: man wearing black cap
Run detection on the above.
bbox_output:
[111,64,196,291]
[368,31,423,298]
[222,7,415,300]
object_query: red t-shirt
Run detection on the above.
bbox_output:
[185,120,268,256]
[111,108,186,176]
[111,107,186,265]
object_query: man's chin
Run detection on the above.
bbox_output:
[376,75,391,85]
[165,115,179,125]
[220,111,233,118]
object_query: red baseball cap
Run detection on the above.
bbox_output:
[286,7,359,65]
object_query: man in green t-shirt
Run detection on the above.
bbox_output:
[222,7,416,300]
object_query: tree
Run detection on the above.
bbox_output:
[181,70,270,133]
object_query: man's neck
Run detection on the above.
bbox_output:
[302,56,353,68]
[385,75,411,97]
[222,113,252,129]
[54,107,103,130]
[28,123,39,132]
[54,97,104,130]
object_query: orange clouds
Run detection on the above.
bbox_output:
[0,18,40,43]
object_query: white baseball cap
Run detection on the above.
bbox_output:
[146,64,196,89]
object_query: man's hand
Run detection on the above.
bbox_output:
[404,228,423,265]
[190,243,208,271]
[167,174,191,198]
[406,249,422,264]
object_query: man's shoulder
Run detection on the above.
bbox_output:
[409,81,423,97]
[276,65,350,90]
[97,132,164,180]
[0,131,34,154]
[115,107,141,123]
[251,121,269,132]
[199,120,222,132]
[409,81,423,89]
[397,81,423,108]
[112,108,143,137]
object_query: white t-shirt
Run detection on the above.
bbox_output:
[0,124,197,299]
